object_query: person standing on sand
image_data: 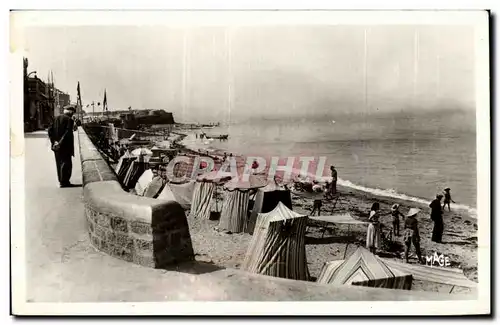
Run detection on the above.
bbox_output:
[442,188,456,212]
[390,204,404,238]
[366,202,381,255]
[329,166,337,197]
[403,208,424,264]
[430,194,444,243]
[310,181,324,216]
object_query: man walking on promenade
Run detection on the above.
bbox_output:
[48,105,78,188]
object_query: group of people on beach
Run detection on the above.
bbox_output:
[366,188,456,264]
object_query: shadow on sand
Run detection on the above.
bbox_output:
[164,260,225,275]
[305,234,357,245]
[441,240,474,246]
[60,183,83,188]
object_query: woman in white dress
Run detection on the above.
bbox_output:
[366,202,381,254]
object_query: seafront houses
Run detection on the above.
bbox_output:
[23,57,71,132]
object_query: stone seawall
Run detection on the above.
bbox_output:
[77,127,194,268]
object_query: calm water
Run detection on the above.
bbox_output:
[182,110,477,213]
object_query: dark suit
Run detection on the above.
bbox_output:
[48,114,75,185]
[429,199,444,243]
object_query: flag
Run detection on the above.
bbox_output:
[103,89,108,111]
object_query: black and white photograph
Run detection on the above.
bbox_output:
[9,10,490,316]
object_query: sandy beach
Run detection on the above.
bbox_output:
[164,127,478,294]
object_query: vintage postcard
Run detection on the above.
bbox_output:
[10,10,490,315]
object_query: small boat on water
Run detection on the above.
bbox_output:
[211,134,229,140]
[200,132,229,140]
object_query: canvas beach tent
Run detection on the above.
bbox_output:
[218,174,268,233]
[123,160,148,189]
[380,257,478,290]
[143,176,165,198]
[190,171,234,219]
[115,151,136,179]
[242,202,310,281]
[157,180,196,210]
[316,246,413,290]
[135,169,154,196]
[246,181,293,234]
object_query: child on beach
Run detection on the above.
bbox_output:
[442,188,456,212]
[310,181,324,216]
[390,204,404,238]
[403,208,424,264]
[366,202,381,255]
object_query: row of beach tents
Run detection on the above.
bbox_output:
[114,153,477,294]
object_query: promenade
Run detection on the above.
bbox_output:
[20,130,470,309]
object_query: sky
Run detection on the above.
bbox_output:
[19,24,475,124]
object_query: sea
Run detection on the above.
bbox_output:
[180,110,477,216]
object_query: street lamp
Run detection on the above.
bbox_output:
[27,71,37,78]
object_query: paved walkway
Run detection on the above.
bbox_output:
[21,130,470,307]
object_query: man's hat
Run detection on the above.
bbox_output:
[63,105,76,112]
[391,204,399,211]
[406,208,420,217]
[437,193,444,198]
[444,188,451,191]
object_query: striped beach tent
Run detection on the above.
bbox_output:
[317,247,413,290]
[190,171,234,219]
[243,202,310,281]
[380,258,477,289]
[246,181,293,234]
[190,182,216,219]
[218,174,268,233]
[218,189,251,233]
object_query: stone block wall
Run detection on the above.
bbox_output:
[78,127,194,268]
[84,189,194,268]
[78,127,118,185]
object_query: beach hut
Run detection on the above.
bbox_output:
[246,181,293,234]
[143,176,165,198]
[122,160,148,189]
[242,202,309,281]
[380,257,478,292]
[135,169,154,196]
[218,174,268,233]
[316,247,413,290]
[157,180,196,210]
[115,151,135,178]
[190,171,233,219]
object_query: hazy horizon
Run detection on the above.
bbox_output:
[18,23,475,124]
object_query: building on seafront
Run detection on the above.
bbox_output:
[23,57,71,131]
[53,88,71,118]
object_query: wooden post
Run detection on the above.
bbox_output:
[449,285,455,294]
[243,203,309,281]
